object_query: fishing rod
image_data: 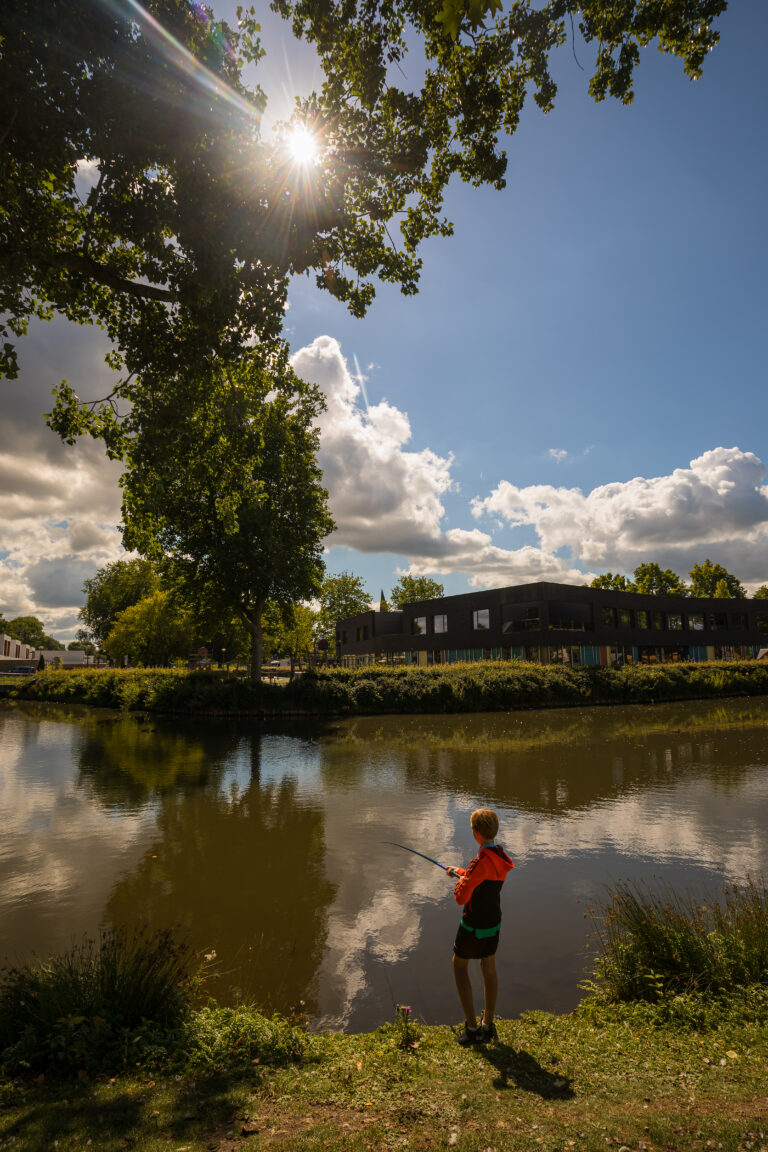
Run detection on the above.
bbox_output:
[387,841,455,875]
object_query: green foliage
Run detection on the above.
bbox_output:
[590,572,635,591]
[15,658,768,716]
[753,585,768,600]
[120,353,333,677]
[5,615,63,649]
[81,559,159,646]
[316,572,371,656]
[178,1003,307,1073]
[590,878,768,1003]
[689,559,746,599]
[0,928,194,1074]
[104,590,195,667]
[632,562,687,596]
[3,0,725,413]
[389,574,445,608]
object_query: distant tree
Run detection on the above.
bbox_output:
[268,603,317,673]
[104,591,195,667]
[390,574,445,608]
[67,640,96,654]
[37,652,45,670]
[81,559,159,646]
[632,563,687,597]
[688,559,746,599]
[590,573,635,592]
[753,585,768,600]
[317,572,371,656]
[6,615,64,648]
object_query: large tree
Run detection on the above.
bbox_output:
[120,351,334,678]
[2,0,726,422]
[590,572,635,592]
[688,559,745,599]
[390,574,446,608]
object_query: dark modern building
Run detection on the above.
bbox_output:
[336,581,768,668]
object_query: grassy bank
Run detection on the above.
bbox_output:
[2,883,768,1150]
[2,991,767,1151]
[6,658,768,715]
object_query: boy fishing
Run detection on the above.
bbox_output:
[447,808,514,1045]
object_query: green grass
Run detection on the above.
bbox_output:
[1,992,767,1151]
[7,658,768,716]
[589,878,768,1003]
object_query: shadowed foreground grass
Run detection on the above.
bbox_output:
[1,992,767,1152]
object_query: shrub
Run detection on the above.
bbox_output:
[590,877,768,1003]
[0,928,195,1074]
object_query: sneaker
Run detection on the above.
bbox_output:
[455,1024,480,1046]
[478,1020,498,1044]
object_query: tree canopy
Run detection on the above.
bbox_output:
[3,615,64,649]
[120,351,334,676]
[81,559,160,645]
[2,0,726,418]
[633,562,688,597]
[688,559,745,599]
[316,571,371,655]
[390,574,446,608]
[104,589,195,667]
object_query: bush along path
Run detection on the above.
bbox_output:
[7,659,768,716]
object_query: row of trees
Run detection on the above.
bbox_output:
[78,562,447,669]
[590,561,768,600]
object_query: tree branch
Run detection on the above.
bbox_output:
[0,246,176,303]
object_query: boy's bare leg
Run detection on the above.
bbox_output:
[452,955,477,1027]
[479,955,498,1025]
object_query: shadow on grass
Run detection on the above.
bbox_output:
[475,1039,575,1100]
[0,1068,266,1151]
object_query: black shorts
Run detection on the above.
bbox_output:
[453,922,500,960]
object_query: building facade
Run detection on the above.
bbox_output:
[336,582,768,668]
[0,634,39,670]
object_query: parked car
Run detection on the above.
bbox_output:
[5,666,35,675]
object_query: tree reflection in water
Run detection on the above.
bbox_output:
[76,718,335,1018]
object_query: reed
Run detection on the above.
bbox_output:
[591,877,768,1002]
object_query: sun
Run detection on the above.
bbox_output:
[286,124,319,166]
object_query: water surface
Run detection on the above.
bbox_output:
[2,698,767,1031]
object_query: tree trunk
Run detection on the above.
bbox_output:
[240,600,265,682]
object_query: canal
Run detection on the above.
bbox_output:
[1,697,767,1032]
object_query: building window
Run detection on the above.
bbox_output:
[618,608,634,629]
[668,613,683,631]
[708,613,727,632]
[342,631,348,644]
[502,603,540,632]
[433,613,448,633]
[411,616,427,635]
[652,611,666,630]
[473,608,490,630]
[757,616,768,634]
[363,625,369,640]
[731,613,747,629]
[548,601,592,631]
[636,610,650,629]
[687,614,704,631]
[601,606,617,627]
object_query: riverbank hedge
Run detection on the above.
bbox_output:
[6,658,768,715]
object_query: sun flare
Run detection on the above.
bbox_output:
[287,124,319,166]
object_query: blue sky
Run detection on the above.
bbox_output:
[1,1,766,637]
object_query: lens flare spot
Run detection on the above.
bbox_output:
[287,125,319,166]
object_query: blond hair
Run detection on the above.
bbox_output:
[470,808,499,841]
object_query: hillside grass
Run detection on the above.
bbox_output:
[5,658,768,715]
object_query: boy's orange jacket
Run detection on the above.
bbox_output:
[453,844,514,930]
